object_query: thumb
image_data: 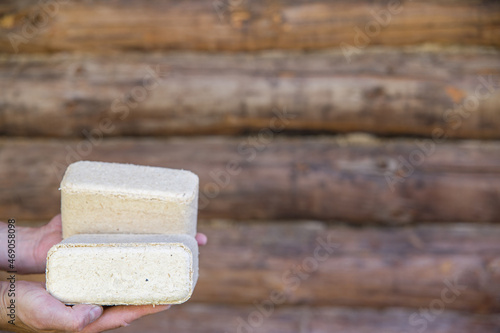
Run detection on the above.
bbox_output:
[67,304,104,330]
[34,303,103,332]
[17,281,103,332]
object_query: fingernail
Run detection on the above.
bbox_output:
[89,306,102,323]
[196,234,208,245]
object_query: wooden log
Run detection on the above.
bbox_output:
[192,221,500,311]
[1,48,500,139]
[1,136,500,224]
[2,221,500,311]
[0,0,499,53]
[113,303,500,333]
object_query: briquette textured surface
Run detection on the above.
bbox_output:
[60,161,198,238]
[46,234,199,305]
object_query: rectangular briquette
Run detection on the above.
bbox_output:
[60,161,199,238]
[46,234,199,305]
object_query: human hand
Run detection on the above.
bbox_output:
[0,215,64,274]
[0,215,208,332]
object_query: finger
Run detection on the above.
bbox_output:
[31,216,63,273]
[40,215,63,247]
[195,233,207,246]
[81,304,170,332]
[46,214,63,232]
[15,216,63,274]
[17,281,103,332]
[46,215,63,236]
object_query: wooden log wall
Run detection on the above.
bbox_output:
[0,0,499,53]
[1,0,500,332]
[1,49,500,139]
[2,137,500,224]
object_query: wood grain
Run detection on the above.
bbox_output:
[1,136,500,224]
[1,48,500,139]
[0,0,499,53]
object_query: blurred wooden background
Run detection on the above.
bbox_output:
[1,0,500,332]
